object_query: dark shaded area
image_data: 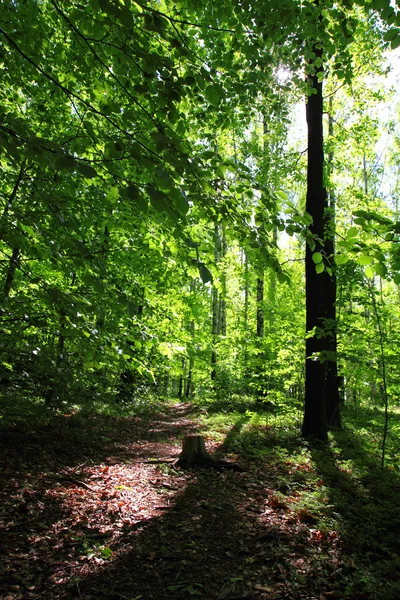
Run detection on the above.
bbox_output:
[310,431,400,600]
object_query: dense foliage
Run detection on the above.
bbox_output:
[1,0,400,452]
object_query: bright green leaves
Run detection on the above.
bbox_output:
[358,254,372,266]
[312,252,323,264]
[312,252,325,273]
[335,254,349,266]
[346,226,359,241]
[365,265,375,279]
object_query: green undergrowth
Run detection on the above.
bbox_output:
[0,390,167,428]
[200,400,400,599]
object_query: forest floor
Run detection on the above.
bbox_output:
[1,401,400,600]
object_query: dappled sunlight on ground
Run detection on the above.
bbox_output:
[1,404,400,599]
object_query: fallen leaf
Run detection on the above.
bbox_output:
[255,584,274,592]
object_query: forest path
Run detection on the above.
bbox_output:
[1,402,345,600]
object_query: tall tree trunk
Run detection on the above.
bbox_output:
[219,226,227,336]
[326,98,341,429]
[185,318,195,398]
[3,247,20,299]
[256,276,264,339]
[267,226,278,327]
[2,161,27,299]
[211,224,220,381]
[302,46,329,440]
[243,251,249,369]
[178,357,185,398]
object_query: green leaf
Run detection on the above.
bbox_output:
[276,190,288,201]
[346,226,359,239]
[315,262,325,274]
[391,34,400,49]
[383,27,399,41]
[375,262,387,277]
[170,188,189,215]
[198,262,213,284]
[358,254,372,266]
[77,163,98,179]
[365,266,374,278]
[155,168,173,193]
[185,238,200,248]
[121,186,148,212]
[204,84,224,106]
[55,157,76,172]
[100,546,113,559]
[277,271,290,284]
[312,252,323,264]
[335,254,348,265]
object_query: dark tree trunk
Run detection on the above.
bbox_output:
[243,251,249,369]
[2,161,26,299]
[178,436,210,468]
[302,47,329,440]
[3,247,20,299]
[211,224,220,381]
[178,358,185,398]
[177,436,244,471]
[218,225,227,336]
[256,276,264,339]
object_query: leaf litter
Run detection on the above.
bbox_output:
[0,403,399,599]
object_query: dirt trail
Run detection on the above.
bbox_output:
[0,403,344,600]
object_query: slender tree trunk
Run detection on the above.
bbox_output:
[243,251,249,369]
[302,47,329,440]
[96,224,110,328]
[268,226,278,327]
[256,276,264,339]
[211,224,220,381]
[2,161,27,299]
[178,358,185,398]
[326,98,341,429]
[185,320,195,398]
[219,226,227,336]
[3,247,20,299]
[363,154,368,196]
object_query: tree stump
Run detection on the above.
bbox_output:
[177,435,244,471]
[177,435,211,468]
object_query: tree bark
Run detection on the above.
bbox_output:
[3,247,20,299]
[211,224,220,381]
[256,276,264,339]
[177,436,210,468]
[177,435,244,471]
[243,251,249,369]
[2,161,27,299]
[326,98,341,429]
[219,226,227,336]
[302,46,329,440]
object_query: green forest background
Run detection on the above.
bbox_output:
[2,0,400,462]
